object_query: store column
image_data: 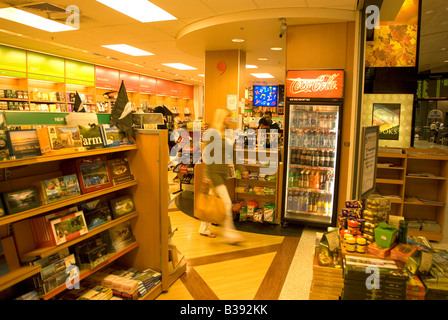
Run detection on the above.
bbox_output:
[204,49,246,130]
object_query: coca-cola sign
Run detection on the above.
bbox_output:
[286,70,344,99]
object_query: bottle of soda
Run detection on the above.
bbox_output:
[293,192,299,211]
[287,192,293,211]
[288,169,295,187]
[329,151,335,167]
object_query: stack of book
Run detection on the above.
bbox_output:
[421,250,448,300]
[309,247,344,300]
[342,255,409,300]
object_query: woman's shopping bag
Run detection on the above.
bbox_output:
[195,184,226,224]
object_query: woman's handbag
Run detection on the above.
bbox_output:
[194,182,226,224]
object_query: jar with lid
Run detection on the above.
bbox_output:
[347,220,359,235]
[346,237,356,252]
[356,237,367,253]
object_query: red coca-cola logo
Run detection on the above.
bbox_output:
[286,70,344,98]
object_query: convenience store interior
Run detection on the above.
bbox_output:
[0,0,447,301]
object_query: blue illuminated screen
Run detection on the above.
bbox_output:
[253,85,278,107]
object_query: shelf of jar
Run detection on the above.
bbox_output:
[290,146,335,152]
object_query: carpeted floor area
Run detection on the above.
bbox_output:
[174,191,303,237]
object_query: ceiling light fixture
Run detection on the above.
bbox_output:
[271,47,283,51]
[96,0,176,22]
[102,44,154,56]
[251,73,274,79]
[246,65,258,69]
[0,7,76,32]
[258,58,268,61]
[162,63,197,70]
[232,38,245,43]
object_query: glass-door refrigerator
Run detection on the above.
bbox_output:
[281,69,345,227]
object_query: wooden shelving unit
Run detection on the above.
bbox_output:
[0,130,185,299]
[375,148,448,241]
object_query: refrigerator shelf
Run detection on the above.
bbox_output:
[290,128,337,133]
[290,164,334,171]
[287,187,331,194]
[290,146,335,152]
[286,210,331,217]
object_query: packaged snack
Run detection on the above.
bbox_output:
[263,203,275,223]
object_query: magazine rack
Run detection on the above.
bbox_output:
[0,129,185,299]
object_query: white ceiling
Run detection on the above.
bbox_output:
[0,0,443,87]
[0,0,358,86]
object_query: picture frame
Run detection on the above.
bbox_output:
[6,129,42,159]
[41,174,81,204]
[75,156,113,193]
[2,186,40,215]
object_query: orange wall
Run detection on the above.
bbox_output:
[204,49,246,129]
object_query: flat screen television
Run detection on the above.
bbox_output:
[253,85,278,107]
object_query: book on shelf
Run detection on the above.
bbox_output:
[78,196,113,230]
[50,211,88,246]
[100,124,130,148]
[107,157,135,185]
[0,240,9,277]
[75,155,113,194]
[110,194,135,219]
[40,174,81,204]
[2,186,40,215]
[103,221,136,253]
[78,125,104,150]
[29,207,79,248]
[73,235,110,270]
[46,125,83,151]
[6,129,42,159]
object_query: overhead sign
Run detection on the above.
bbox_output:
[286,69,345,99]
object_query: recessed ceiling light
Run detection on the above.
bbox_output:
[96,0,176,22]
[258,58,268,61]
[162,63,197,70]
[232,38,245,43]
[271,47,283,51]
[0,7,76,32]
[198,74,205,77]
[442,48,446,51]
[246,65,258,69]
[250,73,274,79]
[425,10,434,14]
[102,44,154,56]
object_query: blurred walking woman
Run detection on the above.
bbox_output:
[200,108,248,244]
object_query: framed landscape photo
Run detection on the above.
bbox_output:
[372,103,401,140]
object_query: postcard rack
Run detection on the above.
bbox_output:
[0,129,185,300]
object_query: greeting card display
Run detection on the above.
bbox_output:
[75,156,113,193]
